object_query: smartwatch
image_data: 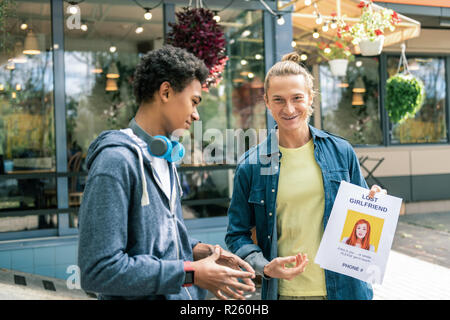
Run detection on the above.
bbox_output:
[182,261,195,287]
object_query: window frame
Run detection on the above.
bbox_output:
[318,55,385,148]
[383,52,450,147]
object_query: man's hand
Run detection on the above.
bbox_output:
[191,245,256,300]
[368,184,387,199]
[215,247,256,294]
[263,253,308,280]
[192,243,214,261]
[216,248,255,273]
[192,243,255,288]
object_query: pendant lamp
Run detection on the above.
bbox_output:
[106,63,119,79]
[105,78,118,91]
[23,30,41,55]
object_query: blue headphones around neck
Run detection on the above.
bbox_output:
[128,118,185,163]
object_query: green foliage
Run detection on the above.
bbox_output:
[385,73,425,124]
[0,0,16,55]
[343,1,401,44]
[317,38,355,62]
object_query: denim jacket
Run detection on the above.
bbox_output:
[225,125,373,300]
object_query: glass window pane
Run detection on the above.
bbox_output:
[320,57,383,145]
[0,0,55,172]
[0,0,57,232]
[387,56,447,144]
[0,176,58,230]
[174,8,266,146]
[173,7,266,219]
[180,169,231,220]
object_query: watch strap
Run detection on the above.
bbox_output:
[182,261,195,287]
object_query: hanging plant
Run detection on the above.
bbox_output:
[340,1,401,55]
[343,1,401,44]
[317,36,355,77]
[317,38,355,62]
[386,73,425,124]
[167,7,228,90]
[385,45,425,124]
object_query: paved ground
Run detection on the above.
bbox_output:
[0,268,94,300]
[373,250,450,300]
[393,213,450,268]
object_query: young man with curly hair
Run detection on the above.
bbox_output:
[78,45,256,300]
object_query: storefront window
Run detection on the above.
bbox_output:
[174,7,266,219]
[320,57,383,145]
[63,1,164,221]
[0,0,57,232]
[387,56,447,144]
[0,1,267,230]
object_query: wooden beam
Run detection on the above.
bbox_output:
[294,0,326,13]
[292,12,420,27]
[293,40,319,46]
[277,0,299,11]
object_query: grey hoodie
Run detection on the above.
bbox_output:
[78,129,207,300]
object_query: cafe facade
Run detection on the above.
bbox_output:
[0,0,449,282]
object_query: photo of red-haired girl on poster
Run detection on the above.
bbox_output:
[341,219,375,252]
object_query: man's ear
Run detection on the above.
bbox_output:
[159,81,171,103]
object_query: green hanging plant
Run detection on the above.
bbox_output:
[385,45,425,124]
[385,73,425,124]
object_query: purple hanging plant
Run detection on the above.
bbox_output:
[167,7,228,90]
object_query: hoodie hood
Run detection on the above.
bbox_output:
[86,130,143,170]
[86,129,151,206]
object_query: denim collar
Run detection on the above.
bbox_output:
[259,124,329,156]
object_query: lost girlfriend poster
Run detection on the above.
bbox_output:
[315,181,403,285]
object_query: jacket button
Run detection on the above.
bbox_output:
[260,200,264,204]
[268,235,271,239]
[269,212,273,216]
[272,189,275,192]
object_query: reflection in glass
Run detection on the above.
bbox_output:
[173,7,265,219]
[0,1,55,172]
[320,57,383,145]
[180,169,230,220]
[64,1,165,209]
[0,176,57,230]
[0,0,57,232]
[387,57,447,144]
[175,8,266,146]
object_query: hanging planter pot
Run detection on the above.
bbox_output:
[329,59,349,77]
[385,44,425,124]
[386,73,425,124]
[359,35,384,56]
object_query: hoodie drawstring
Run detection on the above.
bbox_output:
[131,144,150,207]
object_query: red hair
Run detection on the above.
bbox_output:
[346,219,371,250]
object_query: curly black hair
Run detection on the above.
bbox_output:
[133,45,209,105]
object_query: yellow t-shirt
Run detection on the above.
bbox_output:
[276,139,327,297]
